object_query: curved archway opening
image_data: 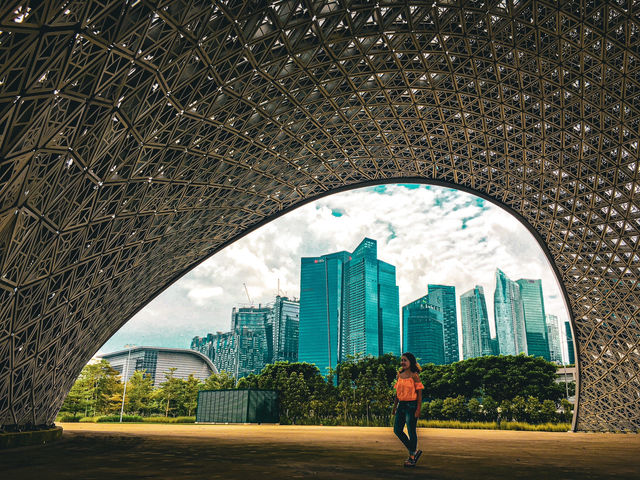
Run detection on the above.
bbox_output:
[92,181,577,429]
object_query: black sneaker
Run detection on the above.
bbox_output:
[413,450,423,465]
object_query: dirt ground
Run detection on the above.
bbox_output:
[1,423,639,479]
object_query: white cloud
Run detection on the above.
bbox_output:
[100,184,571,360]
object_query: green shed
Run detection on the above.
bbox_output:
[196,389,279,424]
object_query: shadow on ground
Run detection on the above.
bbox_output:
[1,424,638,479]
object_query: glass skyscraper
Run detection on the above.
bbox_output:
[427,284,459,364]
[460,286,493,360]
[546,314,563,364]
[299,251,349,375]
[494,268,527,356]
[516,279,551,361]
[565,321,575,364]
[270,296,300,363]
[402,295,445,365]
[232,305,273,364]
[299,238,400,374]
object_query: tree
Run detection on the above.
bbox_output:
[125,370,154,415]
[156,368,182,417]
[282,372,310,423]
[511,396,527,422]
[467,398,481,422]
[202,371,235,390]
[540,399,557,423]
[442,395,466,420]
[60,368,93,416]
[183,374,202,416]
[481,396,499,422]
[428,399,444,420]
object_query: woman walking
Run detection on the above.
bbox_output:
[392,352,424,467]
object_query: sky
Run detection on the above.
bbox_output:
[99,184,571,362]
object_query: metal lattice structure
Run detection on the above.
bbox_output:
[0,0,639,432]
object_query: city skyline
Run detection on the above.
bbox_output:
[100,184,572,362]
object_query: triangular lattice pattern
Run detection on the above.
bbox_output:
[0,1,639,431]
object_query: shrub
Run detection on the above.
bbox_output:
[96,415,143,423]
[57,414,82,422]
[142,416,195,423]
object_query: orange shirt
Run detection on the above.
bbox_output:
[395,375,425,401]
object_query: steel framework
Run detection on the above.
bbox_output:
[0,1,639,431]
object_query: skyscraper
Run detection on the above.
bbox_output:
[427,284,459,364]
[494,269,527,356]
[299,238,400,374]
[565,321,575,365]
[517,279,551,361]
[232,305,273,364]
[460,286,493,360]
[402,295,445,365]
[299,251,350,375]
[270,296,300,363]
[546,314,563,364]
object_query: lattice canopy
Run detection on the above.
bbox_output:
[1,0,639,432]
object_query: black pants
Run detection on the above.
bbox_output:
[394,400,418,453]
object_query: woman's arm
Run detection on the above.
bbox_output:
[414,373,422,418]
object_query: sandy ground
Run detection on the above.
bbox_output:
[1,423,639,479]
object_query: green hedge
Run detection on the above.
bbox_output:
[96,415,144,423]
[417,419,571,432]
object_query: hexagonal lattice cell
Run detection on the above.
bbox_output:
[0,1,639,431]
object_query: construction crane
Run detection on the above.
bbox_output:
[243,283,253,306]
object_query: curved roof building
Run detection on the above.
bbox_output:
[98,347,217,388]
[0,1,638,432]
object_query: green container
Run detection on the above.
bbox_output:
[196,389,279,423]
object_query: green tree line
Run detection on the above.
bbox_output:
[60,354,574,424]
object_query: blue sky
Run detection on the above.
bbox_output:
[100,184,571,362]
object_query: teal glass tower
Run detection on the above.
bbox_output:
[402,295,445,365]
[546,314,563,364]
[299,238,400,375]
[427,285,459,364]
[516,279,551,361]
[494,269,527,356]
[565,321,575,365]
[460,286,493,360]
[299,251,349,375]
[270,296,300,363]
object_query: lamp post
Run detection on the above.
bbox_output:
[119,344,135,422]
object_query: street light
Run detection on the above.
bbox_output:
[119,344,135,423]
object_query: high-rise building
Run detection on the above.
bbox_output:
[427,285,459,364]
[232,305,273,364]
[191,333,216,362]
[517,279,551,361]
[271,296,300,363]
[565,321,575,365]
[402,295,445,365]
[299,251,350,375]
[342,238,400,358]
[299,238,400,374]
[460,286,493,360]
[546,314,563,364]
[494,269,528,356]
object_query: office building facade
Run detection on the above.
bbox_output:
[299,238,400,374]
[565,321,576,365]
[427,284,459,364]
[517,279,551,361]
[494,269,528,356]
[271,296,300,363]
[100,347,216,388]
[402,295,445,365]
[546,314,563,364]
[460,286,493,360]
